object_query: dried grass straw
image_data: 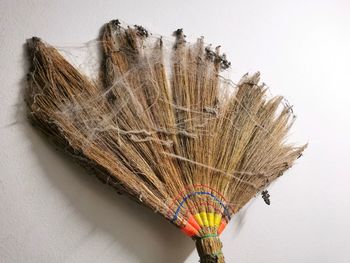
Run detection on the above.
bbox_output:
[25,20,306,263]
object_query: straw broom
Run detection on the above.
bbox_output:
[25,20,306,263]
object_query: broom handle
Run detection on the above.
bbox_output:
[195,235,225,263]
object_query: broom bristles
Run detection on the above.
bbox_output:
[26,20,306,263]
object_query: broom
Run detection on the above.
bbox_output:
[25,20,306,263]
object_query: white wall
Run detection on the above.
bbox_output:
[1,0,349,262]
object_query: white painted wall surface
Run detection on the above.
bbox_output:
[1,0,349,262]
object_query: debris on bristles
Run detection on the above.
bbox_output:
[26,19,306,263]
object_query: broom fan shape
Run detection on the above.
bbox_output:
[26,20,306,263]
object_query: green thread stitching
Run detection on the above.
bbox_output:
[200,233,218,239]
[197,234,223,258]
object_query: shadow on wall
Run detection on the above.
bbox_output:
[18,42,193,263]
